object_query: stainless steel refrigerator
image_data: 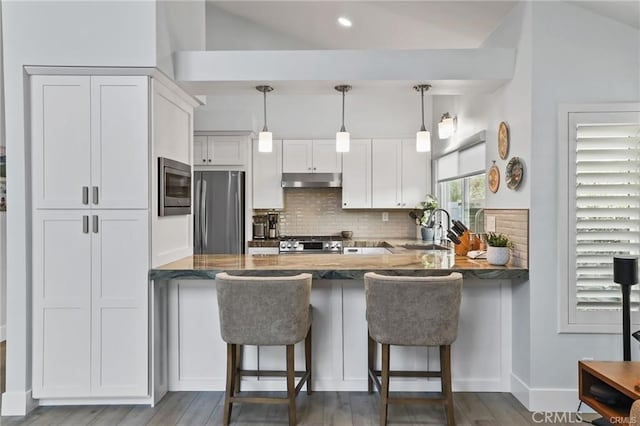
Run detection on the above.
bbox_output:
[194,171,245,254]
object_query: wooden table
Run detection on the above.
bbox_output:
[579,361,640,425]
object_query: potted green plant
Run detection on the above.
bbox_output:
[485,232,512,266]
[409,194,438,241]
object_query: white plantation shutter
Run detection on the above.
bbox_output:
[569,113,640,324]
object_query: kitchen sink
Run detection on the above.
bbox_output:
[401,244,451,251]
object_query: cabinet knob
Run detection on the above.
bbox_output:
[343,203,347,206]
[397,202,401,206]
[308,167,311,171]
[202,159,206,162]
[313,167,316,171]
[208,159,211,163]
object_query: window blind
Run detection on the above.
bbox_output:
[575,123,640,312]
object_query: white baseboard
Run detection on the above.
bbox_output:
[1,390,37,416]
[38,396,153,406]
[509,373,593,413]
[0,325,6,342]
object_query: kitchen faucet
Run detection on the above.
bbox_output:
[426,208,451,242]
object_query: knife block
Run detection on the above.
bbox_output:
[454,231,470,256]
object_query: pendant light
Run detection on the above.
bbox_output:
[438,112,457,139]
[335,85,352,153]
[256,85,274,153]
[414,84,432,152]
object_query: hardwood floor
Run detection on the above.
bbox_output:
[0,391,595,425]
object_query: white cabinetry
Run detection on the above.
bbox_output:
[372,139,430,209]
[282,140,341,173]
[194,134,247,166]
[31,75,148,210]
[252,139,283,209]
[342,139,372,208]
[31,74,154,402]
[343,247,391,255]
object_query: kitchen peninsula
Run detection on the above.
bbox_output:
[150,242,527,400]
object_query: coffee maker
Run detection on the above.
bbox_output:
[267,212,279,239]
[252,215,267,240]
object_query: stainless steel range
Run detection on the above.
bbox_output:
[279,236,343,254]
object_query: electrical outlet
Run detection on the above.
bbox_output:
[382,212,389,222]
[486,215,496,232]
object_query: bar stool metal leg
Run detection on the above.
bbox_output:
[286,344,296,426]
[305,327,313,395]
[380,343,390,426]
[440,345,455,426]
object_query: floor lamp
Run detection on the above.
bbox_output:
[613,255,638,362]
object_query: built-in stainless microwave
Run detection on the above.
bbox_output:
[159,157,191,216]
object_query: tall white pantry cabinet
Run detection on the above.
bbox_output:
[31,75,151,401]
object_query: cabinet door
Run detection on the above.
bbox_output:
[312,140,342,173]
[252,139,283,209]
[372,139,402,208]
[194,136,208,165]
[282,140,312,173]
[91,76,149,209]
[91,210,149,396]
[208,135,247,166]
[33,210,92,398]
[342,139,371,208]
[401,139,430,208]
[31,76,91,209]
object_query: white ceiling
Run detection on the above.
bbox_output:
[208,1,519,49]
[573,1,640,30]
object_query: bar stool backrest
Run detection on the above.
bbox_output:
[215,272,313,346]
[364,272,463,346]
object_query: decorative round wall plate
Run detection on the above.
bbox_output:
[488,164,500,193]
[498,121,509,160]
[506,156,524,190]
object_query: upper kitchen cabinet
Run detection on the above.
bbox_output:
[282,139,342,173]
[194,134,248,166]
[252,139,283,209]
[372,139,430,209]
[31,75,149,210]
[342,139,372,208]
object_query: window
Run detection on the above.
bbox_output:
[439,174,486,230]
[435,142,486,231]
[560,108,640,331]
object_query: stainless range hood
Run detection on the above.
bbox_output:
[281,173,342,188]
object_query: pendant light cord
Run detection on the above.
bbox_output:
[420,87,426,132]
[262,90,268,132]
[341,89,346,132]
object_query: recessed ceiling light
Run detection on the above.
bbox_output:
[338,16,352,28]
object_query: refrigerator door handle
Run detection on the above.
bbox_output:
[202,179,208,252]
[194,177,201,253]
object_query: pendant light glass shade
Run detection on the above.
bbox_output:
[438,113,456,139]
[258,131,273,153]
[256,85,274,153]
[335,85,352,153]
[336,131,350,152]
[416,130,431,152]
[413,84,432,152]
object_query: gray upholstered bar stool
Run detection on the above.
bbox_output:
[215,272,313,426]
[364,272,463,426]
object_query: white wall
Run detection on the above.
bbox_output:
[195,91,432,140]
[206,4,316,50]
[1,1,156,415]
[528,0,640,407]
[0,0,6,342]
[156,0,206,79]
